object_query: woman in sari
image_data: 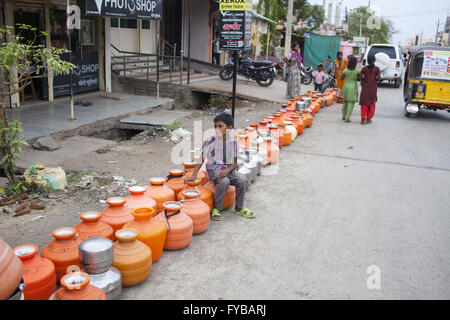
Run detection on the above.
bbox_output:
[334,51,348,103]
[284,42,302,98]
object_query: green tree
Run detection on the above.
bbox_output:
[257,0,325,51]
[345,6,397,44]
[0,24,75,184]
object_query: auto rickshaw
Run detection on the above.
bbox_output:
[403,45,450,117]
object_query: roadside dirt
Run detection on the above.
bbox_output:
[0,99,280,250]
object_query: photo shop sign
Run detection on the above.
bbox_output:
[81,0,163,20]
[219,0,252,50]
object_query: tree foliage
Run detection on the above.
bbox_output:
[256,0,325,51]
[0,24,75,184]
[345,6,397,44]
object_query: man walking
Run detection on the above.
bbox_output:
[213,32,221,65]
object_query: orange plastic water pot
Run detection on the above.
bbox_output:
[49,272,106,300]
[100,197,133,234]
[177,178,213,210]
[259,137,279,164]
[75,211,114,241]
[112,229,152,286]
[183,161,207,184]
[258,120,269,131]
[14,244,56,300]
[161,201,193,250]
[237,134,250,150]
[180,190,210,234]
[41,227,81,283]
[124,185,157,214]
[165,168,185,198]
[290,115,305,135]
[245,127,258,142]
[145,177,176,213]
[278,123,292,146]
[302,110,313,127]
[204,182,236,210]
[269,125,284,148]
[124,207,166,262]
[0,237,23,300]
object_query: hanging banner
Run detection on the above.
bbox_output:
[219,0,252,11]
[421,50,450,80]
[81,0,163,20]
[219,0,252,50]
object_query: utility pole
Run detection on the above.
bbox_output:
[435,18,440,43]
[359,13,363,38]
[284,0,294,78]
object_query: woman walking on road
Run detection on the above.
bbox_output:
[284,42,302,98]
[334,51,348,103]
[341,56,360,122]
[359,55,381,125]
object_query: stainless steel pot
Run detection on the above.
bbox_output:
[301,97,310,109]
[296,101,305,111]
[238,165,252,186]
[248,148,263,174]
[78,237,114,275]
[244,160,257,183]
[89,266,122,300]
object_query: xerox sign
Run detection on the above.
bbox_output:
[82,0,163,20]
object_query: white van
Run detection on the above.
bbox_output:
[362,44,404,88]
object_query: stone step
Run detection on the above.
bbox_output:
[119,110,191,130]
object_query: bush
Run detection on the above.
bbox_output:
[207,94,231,110]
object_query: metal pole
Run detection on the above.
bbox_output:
[435,19,440,43]
[180,0,185,84]
[231,50,238,126]
[67,0,75,120]
[266,29,270,60]
[187,0,191,84]
[157,20,160,99]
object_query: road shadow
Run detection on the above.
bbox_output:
[410,109,450,122]
[377,82,401,89]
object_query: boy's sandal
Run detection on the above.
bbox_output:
[234,208,255,219]
[211,208,221,221]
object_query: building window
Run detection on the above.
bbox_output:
[111,17,119,28]
[142,20,151,29]
[120,18,137,29]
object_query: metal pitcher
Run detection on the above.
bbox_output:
[78,238,114,275]
[89,266,122,300]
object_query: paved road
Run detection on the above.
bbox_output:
[122,83,450,300]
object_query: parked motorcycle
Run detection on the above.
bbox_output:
[300,63,313,85]
[219,54,278,87]
[320,70,336,93]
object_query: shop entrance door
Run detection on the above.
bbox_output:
[14,8,45,101]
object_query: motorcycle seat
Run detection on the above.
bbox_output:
[252,60,274,67]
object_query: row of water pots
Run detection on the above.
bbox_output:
[0,88,338,300]
[235,88,338,185]
[1,177,216,300]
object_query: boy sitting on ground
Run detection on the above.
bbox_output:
[186,113,254,221]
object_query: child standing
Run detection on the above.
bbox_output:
[186,113,254,221]
[340,56,360,122]
[312,63,325,92]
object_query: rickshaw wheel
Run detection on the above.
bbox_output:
[404,103,415,118]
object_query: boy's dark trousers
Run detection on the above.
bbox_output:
[314,82,323,91]
[207,169,248,210]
